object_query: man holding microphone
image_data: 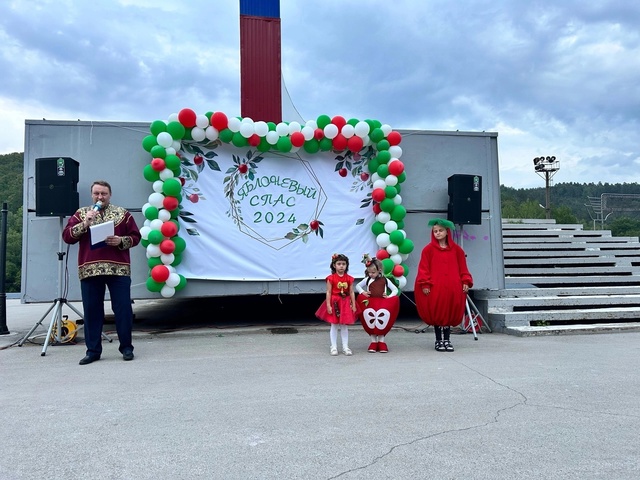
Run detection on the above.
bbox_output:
[63,180,141,365]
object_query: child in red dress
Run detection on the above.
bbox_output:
[315,253,358,356]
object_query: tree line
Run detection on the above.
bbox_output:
[2,152,640,293]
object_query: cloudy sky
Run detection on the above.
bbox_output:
[1,0,638,188]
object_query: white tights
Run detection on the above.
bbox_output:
[329,324,349,349]
[370,334,386,343]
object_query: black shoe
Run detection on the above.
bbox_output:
[79,355,99,365]
[435,341,446,352]
[443,340,455,352]
[122,350,134,361]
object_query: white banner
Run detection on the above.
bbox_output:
[177,143,378,281]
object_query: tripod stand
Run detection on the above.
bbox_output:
[18,217,112,356]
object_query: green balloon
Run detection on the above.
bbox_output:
[395,183,402,194]
[167,121,186,140]
[371,221,385,236]
[377,139,390,151]
[171,253,182,266]
[150,145,166,159]
[389,230,405,245]
[175,274,187,291]
[148,230,163,245]
[146,277,164,292]
[267,121,277,131]
[367,158,380,174]
[399,238,415,254]
[257,137,271,152]
[173,236,186,254]
[401,263,409,277]
[316,114,331,129]
[143,164,160,182]
[219,128,233,143]
[140,238,150,248]
[370,128,384,143]
[381,258,394,275]
[144,205,159,220]
[150,120,167,136]
[164,154,181,171]
[142,135,158,152]
[380,198,395,213]
[377,164,389,178]
[148,256,163,268]
[347,118,359,127]
[276,136,292,152]
[390,205,407,222]
[170,208,180,219]
[377,150,391,164]
[396,220,405,230]
[384,185,397,198]
[303,139,320,153]
[397,172,407,183]
[371,119,382,129]
[183,127,193,141]
[319,137,333,151]
[232,132,248,147]
[162,178,182,197]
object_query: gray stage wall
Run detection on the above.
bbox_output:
[21,120,504,303]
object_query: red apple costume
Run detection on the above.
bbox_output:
[356,276,400,335]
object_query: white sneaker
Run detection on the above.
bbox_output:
[343,347,352,356]
[330,346,338,356]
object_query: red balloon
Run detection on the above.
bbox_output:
[372,203,382,215]
[388,160,405,176]
[372,188,386,202]
[248,134,261,147]
[387,131,402,146]
[163,196,179,211]
[392,265,404,277]
[332,133,347,151]
[211,111,228,131]
[376,248,390,260]
[151,265,170,283]
[331,115,347,130]
[314,128,325,140]
[159,239,176,254]
[290,131,305,147]
[151,158,166,172]
[178,108,197,128]
[347,135,363,153]
[160,221,178,237]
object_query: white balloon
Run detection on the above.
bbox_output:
[341,124,355,138]
[143,219,151,227]
[381,124,393,136]
[152,180,164,193]
[400,253,409,261]
[384,220,398,233]
[362,134,371,146]
[158,209,171,221]
[377,212,391,224]
[389,145,403,158]
[165,272,181,287]
[139,225,151,240]
[376,233,391,248]
[386,245,400,256]
[148,192,165,208]
[290,146,300,153]
[266,131,279,145]
[191,127,206,142]
[305,119,318,130]
[393,194,403,205]
[371,173,381,183]
[227,117,241,132]
[396,276,407,289]
[167,113,178,123]
[385,175,398,186]
[239,121,255,138]
[161,253,175,265]
[354,121,370,137]
[276,122,289,136]
[205,126,219,141]
[390,253,402,264]
[160,285,175,298]
[288,121,302,134]
[149,219,163,230]
[159,169,175,181]
[196,114,209,129]
[171,140,181,151]
[254,121,269,137]
[156,132,173,147]
[165,147,176,156]
[373,179,386,190]
[301,125,314,141]
[323,124,338,139]
[146,244,161,258]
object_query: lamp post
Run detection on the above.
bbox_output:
[533,156,559,219]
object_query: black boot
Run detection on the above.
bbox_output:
[434,326,445,351]
[442,327,454,352]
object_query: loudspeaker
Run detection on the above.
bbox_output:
[447,174,482,225]
[36,157,80,217]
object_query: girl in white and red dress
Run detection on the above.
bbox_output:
[315,253,358,356]
[355,255,399,353]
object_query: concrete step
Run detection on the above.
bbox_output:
[504,257,622,266]
[502,322,640,337]
[502,223,584,230]
[474,285,640,298]
[504,250,640,258]
[490,307,640,327]
[505,276,640,286]
[487,294,640,310]
[506,266,640,275]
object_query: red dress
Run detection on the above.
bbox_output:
[414,229,473,327]
[315,273,358,325]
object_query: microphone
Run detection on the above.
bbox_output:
[92,201,103,212]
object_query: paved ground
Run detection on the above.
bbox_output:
[1,297,639,480]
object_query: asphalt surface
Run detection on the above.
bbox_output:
[1,296,639,480]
